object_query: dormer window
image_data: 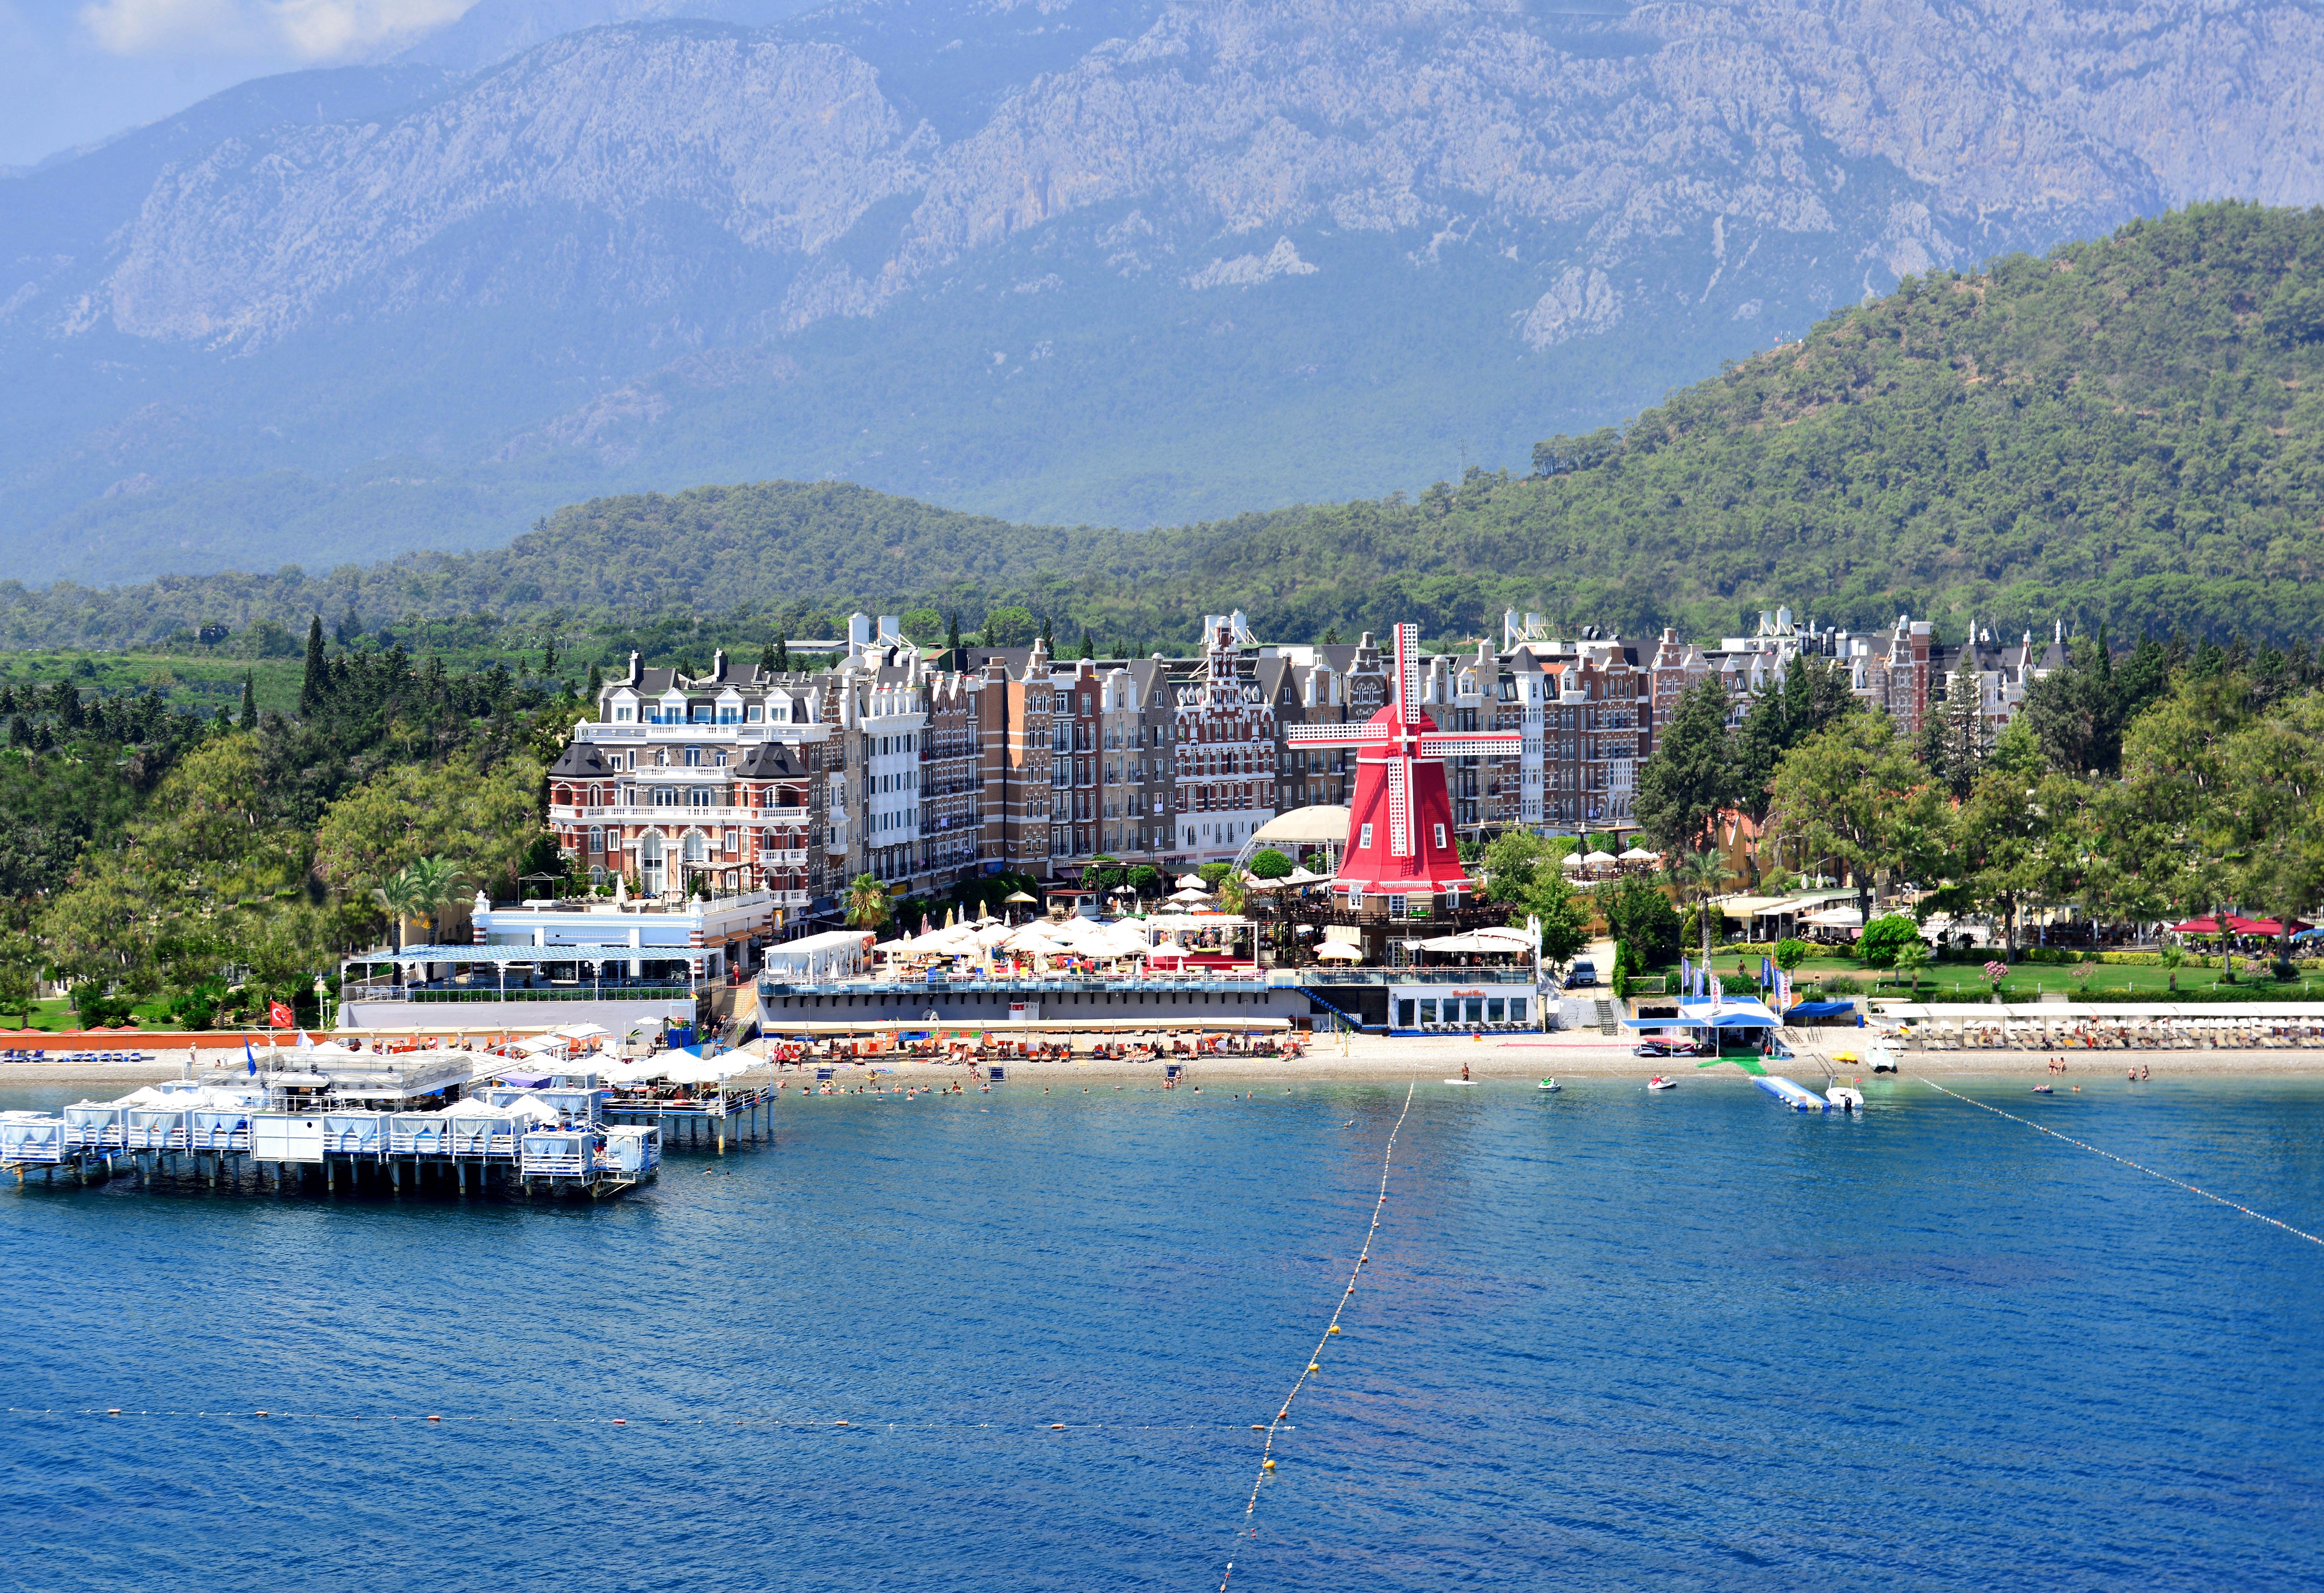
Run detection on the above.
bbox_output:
[613,705,634,723]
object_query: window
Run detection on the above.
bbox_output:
[1510,998,1528,1024]
[653,788,678,808]
[747,705,763,723]
[724,830,739,852]
[714,751,728,768]
[587,826,603,854]
[689,788,711,808]
[613,705,633,723]
[1359,823,1374,850]
[683,833,708,865]
[1418,999,1437,1025]
[1434,823,1447,849]
[1397,1000,1415,1028]
[1487,998,1505,1023]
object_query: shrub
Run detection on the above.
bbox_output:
[1773,938,1812,972]
[1857,914,1924,968]
[1247,848,1294,880]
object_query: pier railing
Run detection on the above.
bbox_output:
[346,983,697,1004]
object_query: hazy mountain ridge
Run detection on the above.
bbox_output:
[3,0,2321,582]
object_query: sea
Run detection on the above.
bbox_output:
[2,1072,2319,1590]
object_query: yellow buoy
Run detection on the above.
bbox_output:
[1262,1458,1275,1471]
[1307,1362,1320,1372]
[1326,1325,1340,1335]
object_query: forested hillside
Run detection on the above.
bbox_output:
[9,204,2322,652]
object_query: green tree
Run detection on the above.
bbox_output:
[1600,873,1680,967]
[1763,712,1943,921]
[1634,677,1735,855]
[946,612,962,652]
[1247,848,1295,879]
[1478,831,1589,964]
[1731,661,1857,824]
[1893,938,1932,995]
[371,868,421,952]
[239,674,258,730]
[2219,690,2324,968]
[845,873,892,930]
[981,607,1037,648]
[1773,937,1812,972]
[403,855,469,944]
[300,615,327,715]
[1955,720,2089,954]
[1669,846,1737,961]
[900,608,946,646]
[1857,913,1923,968]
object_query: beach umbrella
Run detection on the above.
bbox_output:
[1169,885,1211,903]
[1560,852,1585,868]
[1175,874,1207,890]
[1005,890,1038,905]
[1314,940,1364,961]
[1583,849,1618,866]
[1618,846,1660,862]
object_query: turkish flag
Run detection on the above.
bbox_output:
[267,1000,295,1029]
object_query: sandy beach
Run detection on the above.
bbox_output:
[8,1032,2324,1092]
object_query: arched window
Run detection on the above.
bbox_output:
[683,832,708,865]
[639,832,666,894]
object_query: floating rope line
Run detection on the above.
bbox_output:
[1219,1079,1417,1592]
[1921,1079,2324,1247]
[3,1407,1291,1435]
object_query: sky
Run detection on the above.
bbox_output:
[0,0,474,166]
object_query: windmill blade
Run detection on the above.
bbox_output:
[1395,622,1422,725]
[1285,722,1394,746]
[1386,759,1411,856]
[1416,734,1525,758]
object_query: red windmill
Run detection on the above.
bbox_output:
[1286,623,1521,903]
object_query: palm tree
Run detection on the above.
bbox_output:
[845,873,892,932]
[371,868,421,952]
[403,855,467,945]
[1675,846,1737,963]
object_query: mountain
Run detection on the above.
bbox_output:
[4,0,2323,585]
[12,203,2323,652]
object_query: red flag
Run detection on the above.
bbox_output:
[267,1000,295,1028]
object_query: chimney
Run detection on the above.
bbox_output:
[627,651,641,685]
[713,648,727,682]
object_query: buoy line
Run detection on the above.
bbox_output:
[2,1407,1293,1435]
[1921,1079,2324,1247]
[1219,1078,1417,1593]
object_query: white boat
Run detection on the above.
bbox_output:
[1536,1077,1561,1092]
[1826,1085,1864,1111]
[1443,1078,1476,1086]
[1646,1076,1677,1091]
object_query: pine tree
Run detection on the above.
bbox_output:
[544,636,558,676]
[239,675,258,730]
[760,640,779,674]
[1039,614,1054,650]
[946,611,962,652]
[587,662,604,701]
[1938,659,1985,798]
[775,633,790,671]
[1078,629,1095,660]
[300,615,327,715]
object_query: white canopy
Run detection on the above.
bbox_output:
[1583,850,1618,865]
[1168,886,1212,902]
[1283,866,1326,884]
[1175,874,1208,890]
[1560,852,1585,868]
[1618,846,1661,861]
[1313,941,1365,961]
[1803,905,1866,928]
[1412,929,1533,955]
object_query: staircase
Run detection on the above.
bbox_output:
[1594,998,1620,1036]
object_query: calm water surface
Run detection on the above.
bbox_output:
[2,1073,2319,1590]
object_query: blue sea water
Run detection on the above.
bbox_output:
[2,1072,2320,1591]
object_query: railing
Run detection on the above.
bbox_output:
[347,984,697,1004]
[520,1148,590,1177]
[760,975,1272,997]
[1294,968,1534,985]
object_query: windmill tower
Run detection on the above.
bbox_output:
[1284,623,1520,906]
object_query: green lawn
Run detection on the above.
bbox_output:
[0,996,190,1033]
[1659,953,2324,1004]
